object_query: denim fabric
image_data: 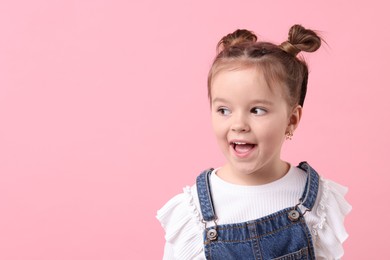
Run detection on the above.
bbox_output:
[196,168,216,222]
[196,162,319,260]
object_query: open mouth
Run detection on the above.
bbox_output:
[230,141,256,154]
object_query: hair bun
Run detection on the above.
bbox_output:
[217,29,257,52]
[280,24,322,56]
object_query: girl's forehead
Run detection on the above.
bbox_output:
[211,68,284,99]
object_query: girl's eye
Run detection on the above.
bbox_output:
[251,107,266,115]
[217,107,231,116]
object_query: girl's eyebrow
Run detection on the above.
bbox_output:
[212,97,229,104]
[212,97,273,105]
[251,99,274,105]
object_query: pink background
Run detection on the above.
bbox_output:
[0,0,388,259]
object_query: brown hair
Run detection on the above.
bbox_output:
[207,24,322,107]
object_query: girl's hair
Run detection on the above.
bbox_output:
[207,24,322,107]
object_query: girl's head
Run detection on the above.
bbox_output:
[208,25,322,182]
[208,24,322,108]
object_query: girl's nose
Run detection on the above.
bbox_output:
[231,116,250,132]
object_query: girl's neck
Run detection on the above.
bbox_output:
[217,160,290,186]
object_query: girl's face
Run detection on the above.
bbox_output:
[210,67,301,184]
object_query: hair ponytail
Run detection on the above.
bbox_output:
[280,24,322,56]
[217,29,257,53]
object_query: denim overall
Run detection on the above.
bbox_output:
[196,162,319,260]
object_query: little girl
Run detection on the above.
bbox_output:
[157,24,351,260]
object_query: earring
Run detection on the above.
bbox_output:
[286,131,293,140]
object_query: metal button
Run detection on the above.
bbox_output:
[288,210,300,221]
[207,229,218,241]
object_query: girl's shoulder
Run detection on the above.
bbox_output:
[156,185,204,259]
[306,174,352,259]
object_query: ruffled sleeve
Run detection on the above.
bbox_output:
[306,177,352,260]
[156,186,205,260]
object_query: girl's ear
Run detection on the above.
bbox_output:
[287,105,302,132]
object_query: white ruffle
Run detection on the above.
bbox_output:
[157,186,205,260]
[308,177,352,260]
[157,176,351,260]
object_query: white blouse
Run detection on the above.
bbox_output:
[157,166,352,260]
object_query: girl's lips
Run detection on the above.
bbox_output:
[230,142,256,158]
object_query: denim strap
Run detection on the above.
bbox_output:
[297,162,320,211]
[196,168,217,222]
[196,163,320,221]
